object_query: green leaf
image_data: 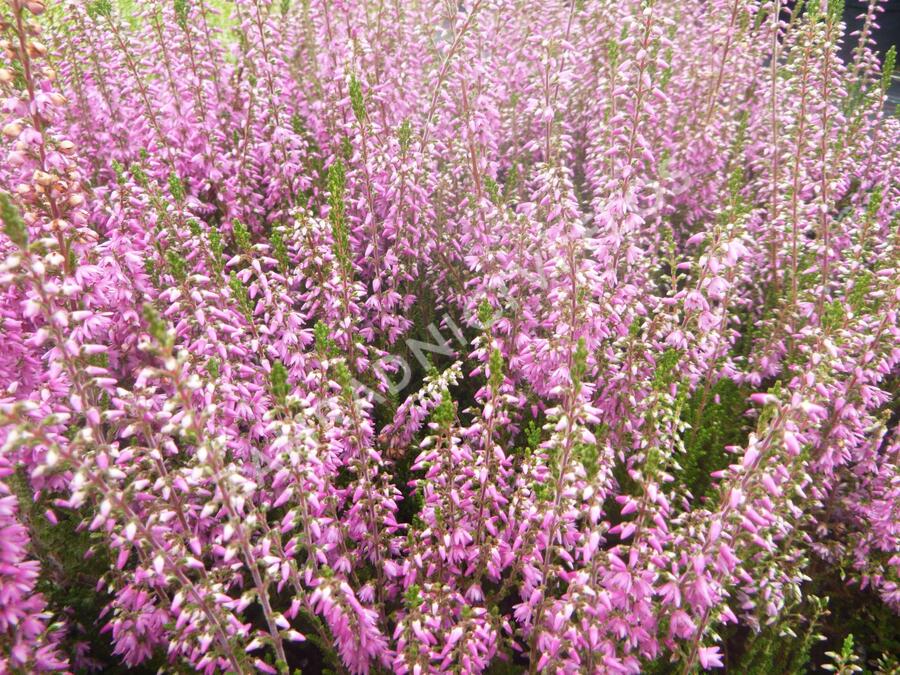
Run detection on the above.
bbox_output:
[0,192,28,250]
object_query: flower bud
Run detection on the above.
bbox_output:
[33,170,55,187]
[58,140,75,155]
[0,68,13,83]
[749,393,777,406]
[2,122,22,139]
[28,40,47,57]
[26,1,47,15]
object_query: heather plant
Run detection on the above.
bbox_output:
[0,0,898,672]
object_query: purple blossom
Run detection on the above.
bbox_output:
[0,0,897,672]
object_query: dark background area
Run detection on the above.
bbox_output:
[842,0,900,108]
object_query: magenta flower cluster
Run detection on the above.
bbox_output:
[0,0,898,672]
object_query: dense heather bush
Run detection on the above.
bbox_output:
[0,0,898,672]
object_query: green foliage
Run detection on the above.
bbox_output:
[327,160,351,273]
[484,175,501,204]
[828,0,845,23]
[208,227,224,274]
[821,269,879,331]
[87,0,113,19]
[524,420,541,450]
[533,478,553,503]
[643,445,663,476]
[229,272,254,323]
[736,595,828,675]
[398,118,412,152]
[866,186,884,224]
[477,299,496,329]
[270,360,290,404]
[824,634,862,673]
[142,304,173,350]
[574,442,599,479]
[333,361,353,396]
[651,348,680,391]
[403,584,423,610]
[755,381,783,435]
[0,192,28,250]
[166,249,188,283]
[485,655,529,674]
[872,653,900,675]
[9,472,154,674]
[349,73,366,124]
[822,299,846,332]
[291,113,305,136]
[112,160,126,184]
[314,320,338,357]
[232,218,251,251]
[811,563,900,675]
[270,229,290,271]
[848,270,874,314]
[606,38,620,70]
[206,357,220,379]
[430,389,455,429]
[339,135,353,160]
[143,255,159,287]
[571,338,588,391]
[168,172,185,202]
[488,348,504,393]
[130,162,148,188]
[881,46,896,94]
[724,166,751,223]
[681,378,748,498]
[327,160,346,220]
[502,163,519,201]
[173,0,189,29]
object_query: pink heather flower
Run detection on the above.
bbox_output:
[0,0,897,672]
[698,646,724,669]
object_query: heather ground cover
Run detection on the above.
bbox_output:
[0,0,898,673]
